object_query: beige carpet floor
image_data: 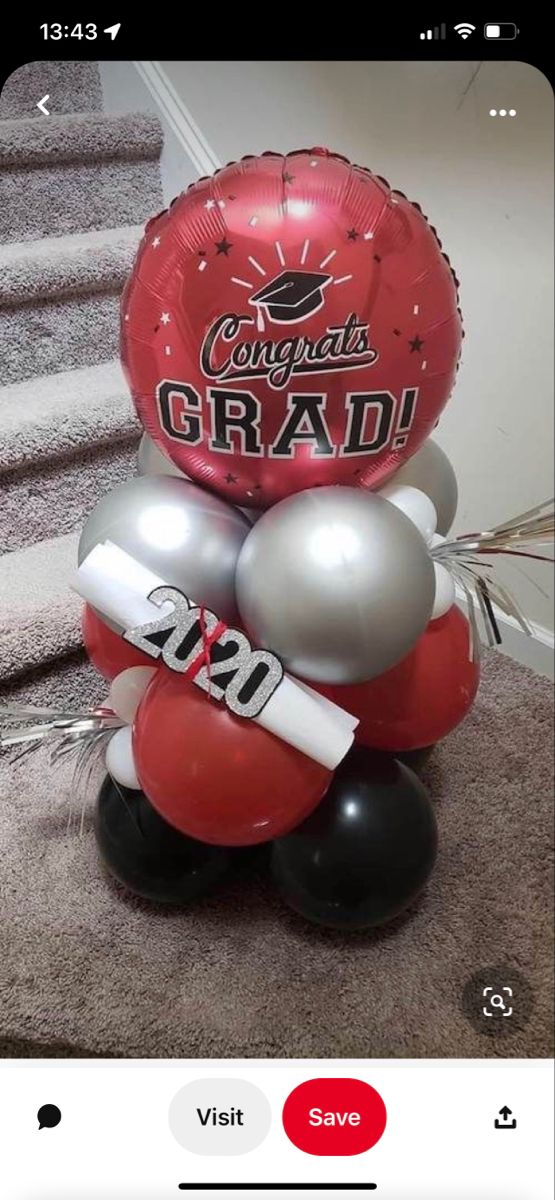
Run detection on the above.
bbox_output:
[0,646,553,1059]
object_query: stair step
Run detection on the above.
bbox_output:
[0,110,163,244]
[0,532,82,680]
[0,111,163,169]
[0,360,137,472]
[0,359,140,560]
[1,433,139,554]
[0,649,102,716]
[0,62,102,120]
[0,227,144,385]
[2,159,163,245]
[1,289,125,386]
[0,224,143,307]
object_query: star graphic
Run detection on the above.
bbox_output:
[409,335,424,353]
[151,236,161,248]
[228,194,236,201]
[373,254,382,263]
[353,468,362,476]
[253,484,263,491]
[198,249,206,257]
[393,328,401,336]
[160,312,171,325]
[204,198,216,210]
[224,472,238,484]
[347,228,359,241]
[283,171,295,184]
[215,237,233,256]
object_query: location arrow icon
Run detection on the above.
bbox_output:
[104,23,121,39]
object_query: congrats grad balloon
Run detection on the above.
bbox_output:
[122,149,463,507]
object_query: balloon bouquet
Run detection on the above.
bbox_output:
[3,150,552,931]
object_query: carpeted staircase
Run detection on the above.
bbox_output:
[0,61,163,702]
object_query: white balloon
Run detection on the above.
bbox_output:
[105,726,141,790]
[379,483,437,545]
[108,666,157,725]
[432,562,456,620]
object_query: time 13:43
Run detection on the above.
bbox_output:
[40,23,98,39]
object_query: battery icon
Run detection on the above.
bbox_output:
[484,22,519,38]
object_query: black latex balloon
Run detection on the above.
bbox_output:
[94,776,231,904]
[392,745,435,773]
[271,746,438,930]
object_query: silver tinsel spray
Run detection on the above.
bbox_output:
[431,498,554,654]
[0,705,124,831]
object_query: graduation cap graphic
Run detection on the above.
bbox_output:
[249,270,332,324]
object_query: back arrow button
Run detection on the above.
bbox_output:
[37,95,50,116]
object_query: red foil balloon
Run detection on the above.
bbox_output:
[132,668,331,846]
[317,606,479,751]
[122,149,462,507]
[82,604,153,682]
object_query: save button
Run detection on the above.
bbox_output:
[282,1078,386,1155]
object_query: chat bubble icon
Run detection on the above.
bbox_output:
[37,1104,62,1131]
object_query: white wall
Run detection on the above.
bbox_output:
[98,61,199,201]
[100,60,554,658]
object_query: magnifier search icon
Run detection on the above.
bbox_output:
[482,985,513,1018]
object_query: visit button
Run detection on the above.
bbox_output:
[282,1078,387,1156]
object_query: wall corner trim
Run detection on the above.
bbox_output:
[132,61,221,177]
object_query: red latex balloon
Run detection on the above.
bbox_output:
[317,606,479,751]
[82,604,153,682]
[122,149,462,507]
[132,668,331,846]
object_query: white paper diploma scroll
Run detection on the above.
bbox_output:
[72,542,358,771]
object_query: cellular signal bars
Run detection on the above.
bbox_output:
[420,25,447,39]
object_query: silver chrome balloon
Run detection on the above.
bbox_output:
[137,432,188,480]
[138,432,261,525]
[79,475,250,625]
[236,486,436,684]
[386,437,458,535]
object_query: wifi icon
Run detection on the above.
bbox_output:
[454,22,476,38]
